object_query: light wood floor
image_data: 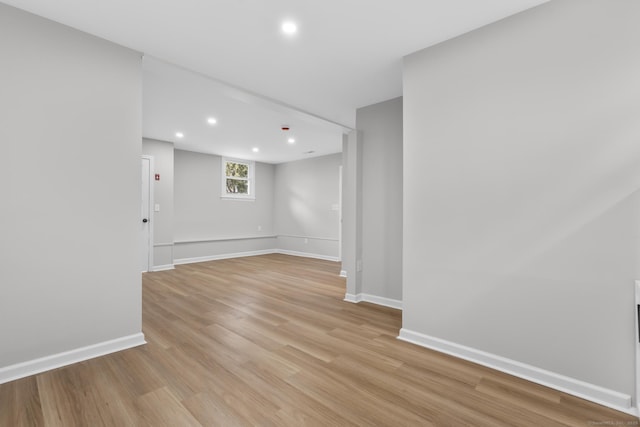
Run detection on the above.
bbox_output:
[1,254,637,426]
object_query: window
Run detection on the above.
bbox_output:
[221,157,255,200]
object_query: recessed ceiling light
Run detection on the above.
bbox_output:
[281,21,297,35]
[175,132,184,138]
[207,117,217,125]
[252,147,260,153]
[288,138,295,144]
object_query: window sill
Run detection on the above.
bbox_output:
[220,195,255,201]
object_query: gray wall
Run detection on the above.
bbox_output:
[0,4,142,367]
[173,237,278,262]
[357,97,403,302]
[274,154,341,259]
[403,0,640,399]
[143,147,342,263]
[173,149,275,261]
[142,138,174,268]
[342,131,363,296]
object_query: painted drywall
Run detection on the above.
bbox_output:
[0,4,143,368]
[357,97,403,302]
[274,154,341,259]
[142,138,174,267]
[173,149,275,259]
[173,237,277,264]
[342,131,363,296]
[403,0,640,401]
[145,147,342,264]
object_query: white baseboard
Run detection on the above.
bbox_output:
[397,328,636,416]
[344,293,403,310]
[174,249,341,266]
[361,294,403,310]
[344,293,360,303]
[0,333,146,385]
[174,249,275,265]
[275,249,340,262]
[339,270,347,278]
[151,264,175,272]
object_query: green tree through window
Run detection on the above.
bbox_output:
[225,161,250,194]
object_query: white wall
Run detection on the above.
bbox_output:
[142,138,174,268]
[357,97,403,303]
[173,149,275,262]
[141,147,342,264]
[342,131,363,297]
[0,3,143,375]
[274,154,341,260]
[402,0,640,410]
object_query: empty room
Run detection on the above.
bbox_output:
[1,0,639,425]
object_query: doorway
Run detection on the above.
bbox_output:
[141,156,154,272]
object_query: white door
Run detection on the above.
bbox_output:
[140,157,153,272]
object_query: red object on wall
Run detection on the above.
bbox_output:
[155,174,160,181]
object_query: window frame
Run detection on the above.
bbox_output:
[220,157,255,200]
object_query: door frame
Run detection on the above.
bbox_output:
[338,165,343,262]
[142,155,154,272]
[636,280,640,413]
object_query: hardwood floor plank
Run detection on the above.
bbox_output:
[0,254,636,426]
[36,360,138,427]
[0,377,44,427]
[102,348,167,399]
[134,387,201,427]
[227,358,358,426]
[182,392,252,427]
[286,363,435,426]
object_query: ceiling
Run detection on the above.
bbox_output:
[143,57,346,163]
[5,0,548,163]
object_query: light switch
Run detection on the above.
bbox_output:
[154,204,160,212]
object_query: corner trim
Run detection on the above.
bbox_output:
[174,249,275,265]
[635,280,640,416]
[275,249,340,262]
[343,293,403,310]
[344,293,361,303]
[397,328,636,416]
[0,333,146,385]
